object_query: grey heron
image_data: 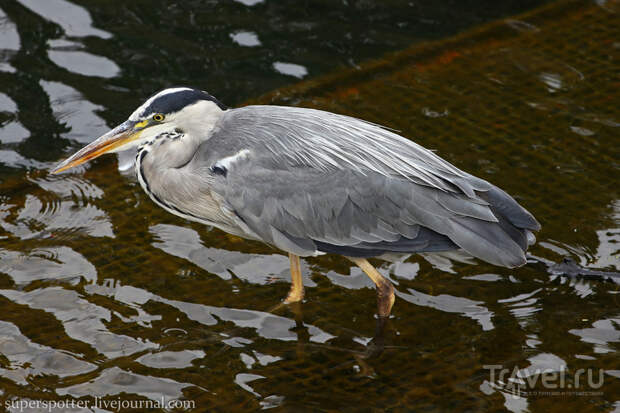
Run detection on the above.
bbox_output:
[52,87,540,317]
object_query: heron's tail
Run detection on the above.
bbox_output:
[471,185,540,266]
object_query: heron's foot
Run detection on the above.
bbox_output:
[376,279,395,318]
[283,285,304,304]
[346,256,396,318]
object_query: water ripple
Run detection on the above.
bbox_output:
[498,288,543,326]
[0,150,50,170]
[230,31,261,47]
[150,224,316,286]
[16,0,112,39]
[136,350,205,369]
[57,366,194,403]
[0,93,30,144]
[398,288,495,331]
[0,7,20,73]
[569,316,620,354]
[273,62,308,79]
[1,191,113,240]
[0,320,97,385]
[235,373,265,397]
[48,49,120,79]
[0,287,159,358]
[84,280,335,343]
[0,246,96,285]
[40,80,109,144]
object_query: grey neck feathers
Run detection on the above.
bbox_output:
[134,102,226,225]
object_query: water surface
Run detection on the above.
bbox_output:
[0,0,618,412]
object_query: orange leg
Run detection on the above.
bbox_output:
[284,253,304,303]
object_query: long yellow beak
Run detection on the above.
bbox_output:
[51,120,143,174]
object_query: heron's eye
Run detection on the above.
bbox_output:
[152,113,165,122]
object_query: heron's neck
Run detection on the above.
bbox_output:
[134,144,236,231]
[135,145,206,222]
[133,101,226,221]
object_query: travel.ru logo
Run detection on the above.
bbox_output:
[484,364,605,397]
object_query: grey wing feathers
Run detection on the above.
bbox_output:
[196,105,540,268]
[222,106,480,193]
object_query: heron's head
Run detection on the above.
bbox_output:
[52,87,226,174]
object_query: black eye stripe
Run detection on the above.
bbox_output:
[141,89,227,118]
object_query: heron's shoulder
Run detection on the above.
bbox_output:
[223,104,380,127]
[216,105,466,183]
[216,104,409,151]
[209,105,496,200]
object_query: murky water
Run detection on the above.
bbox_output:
[0,0,619,412]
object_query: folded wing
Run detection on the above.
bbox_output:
[192,105,540,268]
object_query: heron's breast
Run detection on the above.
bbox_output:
[137,151,241,232]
